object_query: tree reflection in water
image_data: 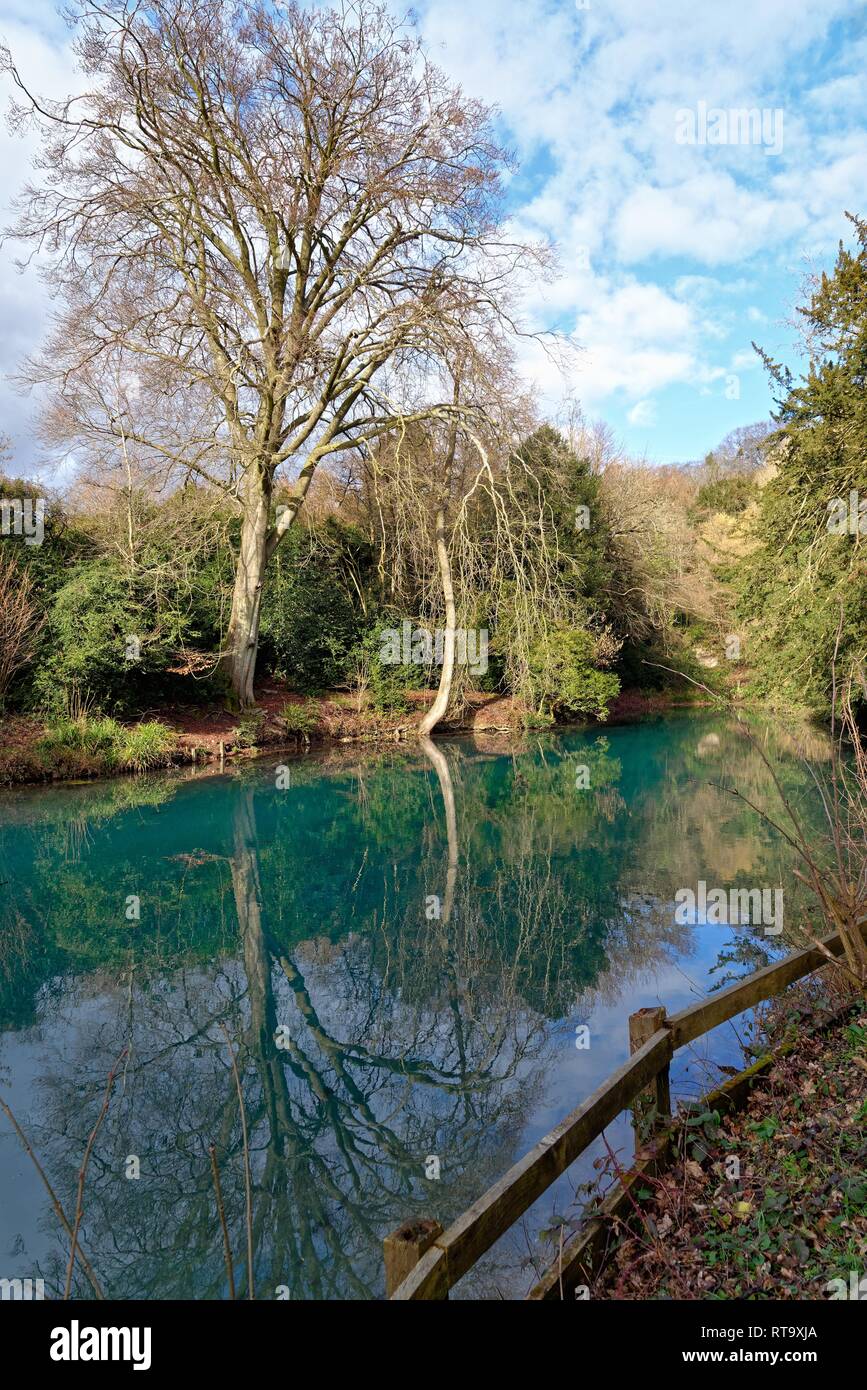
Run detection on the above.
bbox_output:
[0,715,824,1298]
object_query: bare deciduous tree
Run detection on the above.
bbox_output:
[5,0,544,704]
[0,551,43,705]
[357,385,586,734]
[600,459,719,640]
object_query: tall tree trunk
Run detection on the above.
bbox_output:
[419,507,456,737]
[221,468,272,707]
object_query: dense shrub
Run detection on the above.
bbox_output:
[348,622,416,713]
[615,630,725,696]
[280,700,320,739]
[695,476,756,514]
[33,561,190,715]
[258,523,370,692]
[234,707,267,748]
[527,627,621,721]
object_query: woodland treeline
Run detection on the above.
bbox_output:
[0,0,864,732]
[0,416,764,722]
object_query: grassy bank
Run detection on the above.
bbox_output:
[0,714,181,783]
[0,683,718,787]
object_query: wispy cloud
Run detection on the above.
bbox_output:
[416,0,867,457]
[1,0,865,470]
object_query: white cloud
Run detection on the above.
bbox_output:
[806,75,865,111]
[522,275,708,409]
[628,399,657,427]
[413,0,865,435]
[613,174,806,265]
[1,0,865,465]
[731,348,763,371]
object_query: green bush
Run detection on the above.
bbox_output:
[115,721,178,771]
[234,708,266,748]
[522,709,555,729]
[695,476,756,515]
[34,561,189,715]
[527,627,620,721]
[349,622,417,713]
[616,631,725,696]
[259,524,370,692]
[280,700,319,740]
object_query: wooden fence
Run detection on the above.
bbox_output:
[383,925,860,1300]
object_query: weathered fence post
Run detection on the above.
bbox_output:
[628,1006,671,1152]
[383,1217,445,1298]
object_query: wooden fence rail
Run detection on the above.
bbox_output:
[666,929,851,1047]
[385,925,859,1300]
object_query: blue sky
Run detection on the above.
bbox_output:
[412,0,867,460]
[1,0,866,470]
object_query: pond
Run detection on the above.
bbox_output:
[0,711,829,1299]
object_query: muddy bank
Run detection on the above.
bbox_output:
[0,684,707,787]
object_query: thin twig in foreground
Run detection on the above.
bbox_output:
[209,1141,237,1300]
[64,1047,128,1300]
[0,1094,104,1299]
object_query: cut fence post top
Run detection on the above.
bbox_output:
[383,1217,444,1298]
[628,1005,668,1050]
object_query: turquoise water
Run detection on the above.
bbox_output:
[0,713,825,1299]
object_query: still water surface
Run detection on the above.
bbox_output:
[0,712,825,1298]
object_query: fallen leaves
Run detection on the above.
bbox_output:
[589,1003,867,1301]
